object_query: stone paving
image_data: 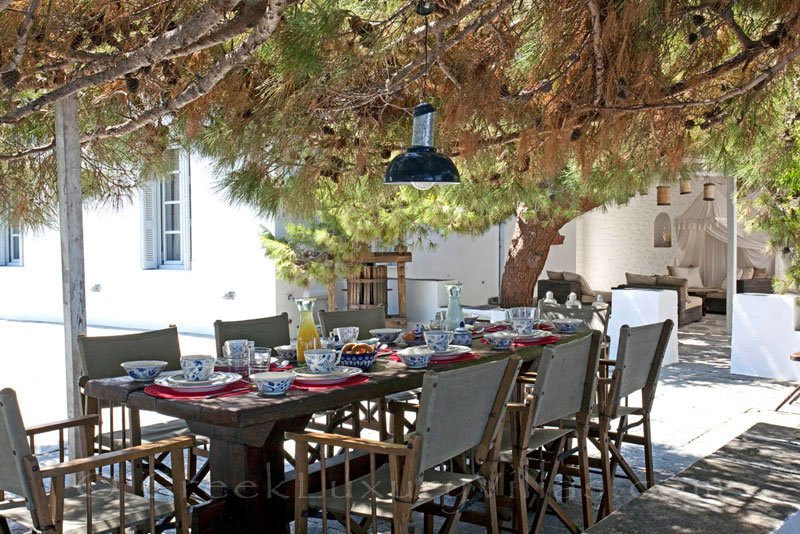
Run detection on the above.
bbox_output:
[2,315,800,532]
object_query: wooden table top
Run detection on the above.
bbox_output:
[85,336,579,430]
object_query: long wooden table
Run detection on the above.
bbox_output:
[85,337,568,533]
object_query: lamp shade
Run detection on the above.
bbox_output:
[657,185,671,206]
[680,178,692,194]
[384,102,460,189]
[703,182,715,201]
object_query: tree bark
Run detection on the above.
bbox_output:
[500,205,566,308]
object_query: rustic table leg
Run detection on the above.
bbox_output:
[191,418,308,534]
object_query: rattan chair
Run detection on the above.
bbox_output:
[289,356,522,534]
[0,388,191,534]
[213,313,291,358]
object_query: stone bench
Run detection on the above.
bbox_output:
[586,423,800,533]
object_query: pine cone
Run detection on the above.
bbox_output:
[124,74,139,94]
[2,70,20,89]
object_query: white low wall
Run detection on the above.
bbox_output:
[607,288,679,365]
[731,294,800,381]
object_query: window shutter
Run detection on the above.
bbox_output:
[179,151,192,270]
[0,227,7,266]
[140,183,159,269]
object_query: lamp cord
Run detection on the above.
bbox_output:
[420,12,428,103]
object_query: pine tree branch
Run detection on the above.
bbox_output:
[0,0,12,13]
[0,0,240,125]
[587,0,605,106]
[0,0,42,75]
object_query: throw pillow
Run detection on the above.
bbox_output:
[737,268,743,279]
[740,267,755,280]
[547,270,564,280]
[720,277,727,290]
[563,271,596,298]
[753,268,768,279]
[673,266,705,288]
[626,273,658,285]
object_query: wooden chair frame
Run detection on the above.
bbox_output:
[0,389,192,534]
[288,356,522,534]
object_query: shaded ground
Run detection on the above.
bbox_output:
[1,315,799,532]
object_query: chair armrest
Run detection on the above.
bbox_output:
[39,436,195,478]
[506,402,529,413]
[26,415,99,437]
[286,431,412,457]
[598,359,617,366]
[516,376,537,385]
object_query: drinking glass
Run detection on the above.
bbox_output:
[249,347,273,377]
[429,319,444,330]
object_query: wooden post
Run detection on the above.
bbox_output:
[726,176,737,332]
[397,261,407,319]
[55,95,88,463]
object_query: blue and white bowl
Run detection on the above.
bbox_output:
[397,348,433,369]
[340,351,378,371]
[370,328,403,344]
[304,349,341,374]
[511,318,535,336]
[274,345,297,361]
[332,326,360,345]
[251,371,295,395]
[452,327,472,346]
[484,332,517,350]
[180,355,216,382]
[463,314,479,326]
[552,318,583,334]
[121,360,168,381]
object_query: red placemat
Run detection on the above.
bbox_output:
[389,353,480,364]
[513,336,560,347]
[144,380,254,400]
[483,325,512,333]
[291,375,370,391]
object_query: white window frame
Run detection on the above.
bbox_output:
[0,224,23,267]
[140,149,192,270]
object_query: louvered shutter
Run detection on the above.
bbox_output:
[140,183,159,269]
[0,227,7,266]
[179,151,192,270]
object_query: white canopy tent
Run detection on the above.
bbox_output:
[675,191,775,289]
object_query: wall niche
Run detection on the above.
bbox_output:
[654,212,672,248]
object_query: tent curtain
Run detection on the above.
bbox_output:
[675,192,774,289]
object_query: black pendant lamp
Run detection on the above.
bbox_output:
[384,1,460,190]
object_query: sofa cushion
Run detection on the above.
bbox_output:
[626,273,658,286]
[547,270,564,280]
[740,267,754,280]
[753,267,768,279]
[674,266,704,288]
[563,272,595,298]
[686,295,703,310]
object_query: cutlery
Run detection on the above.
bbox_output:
[204,386,253,399]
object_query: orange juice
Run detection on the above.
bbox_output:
[295,298,321,363]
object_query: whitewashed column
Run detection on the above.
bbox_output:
[55,95,88,460]
[726,176,737,332]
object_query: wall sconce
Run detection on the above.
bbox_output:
[703,182,715,201]
[657,186,671,206]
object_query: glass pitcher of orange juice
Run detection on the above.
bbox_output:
[295,297,321,364]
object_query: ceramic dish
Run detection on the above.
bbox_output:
[120,360,168,381]
[339,351,378,371]
[292,366,362,386]
[370,328,404,344]
[552,318,583,334]
[514,330,552,342]
[395,347,434,368]
[273,345,297,361]
[250,371,295,395]
[155,372,241,393]
[484,332,517,350]
[429,345,471,358]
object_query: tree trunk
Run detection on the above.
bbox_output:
[327,281,337,311]
[500,205,566,307]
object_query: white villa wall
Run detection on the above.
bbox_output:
[575,177,726,291]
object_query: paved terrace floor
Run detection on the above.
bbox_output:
[2,315,799,532]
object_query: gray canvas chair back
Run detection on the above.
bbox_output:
[414,357,520,480]
[214,313,290,358]
[539,302,610,336]
[531,333,601,428]
[610,320,673,413]
[0,389,35,510]
[78,327,182,380]
[318,307,386,337]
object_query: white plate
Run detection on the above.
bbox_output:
[155,372,241,393]
[292,366,363,385]
[430,345,472,360]
[515,330,552,342]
